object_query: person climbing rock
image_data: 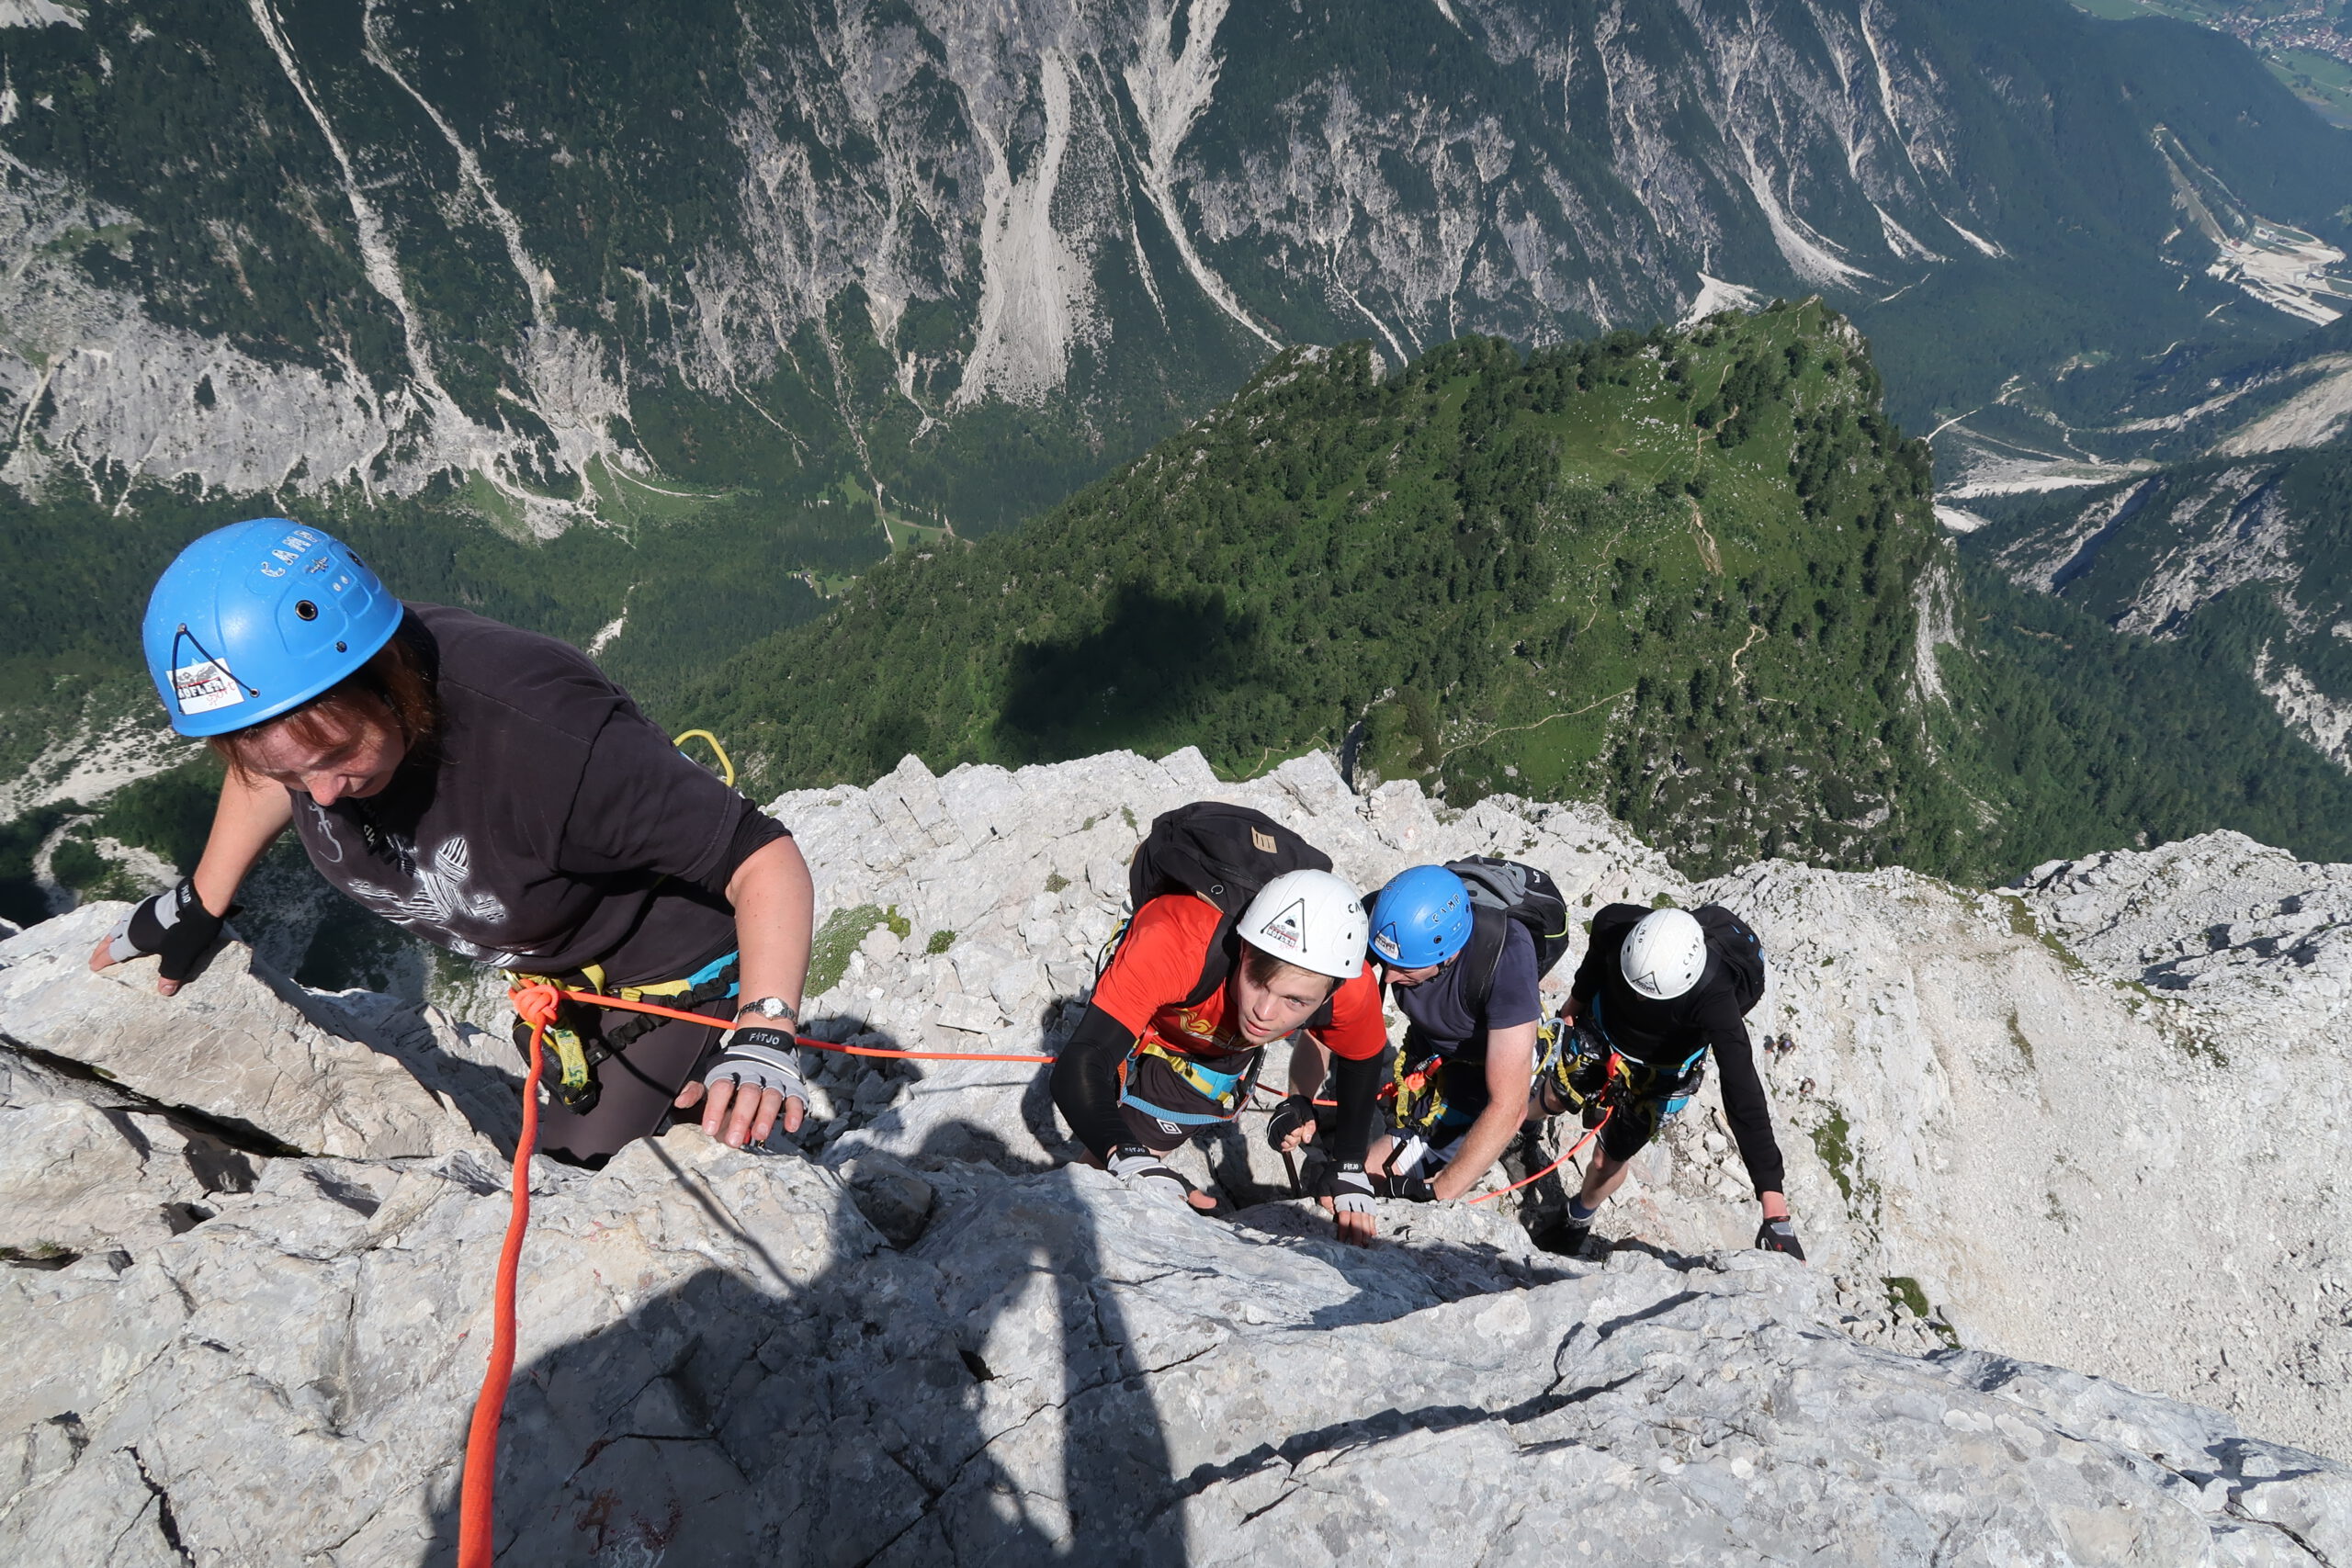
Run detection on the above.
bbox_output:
[1536,903,1802,1260]
[1051,864,1391,1245]
[90,519,817,1165]
[1281,863,1544,1206]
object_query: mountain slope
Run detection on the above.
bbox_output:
[686,301,1989,877]
[3,0,2346,531]
[1962,443,2352,774]
[5,0,2351,811]
[690,306,2352,883]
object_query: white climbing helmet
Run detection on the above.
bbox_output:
[1622,907,1707,999]
[1238,869,1368,981]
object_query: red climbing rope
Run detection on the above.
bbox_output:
[453,982,1054,1565]
[455,987,554,1568]
[1468,1107,1611,1205]
[506,983,1057,1062]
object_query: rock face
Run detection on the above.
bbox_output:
[3,0,2337,525]
[2,748,2348,1565]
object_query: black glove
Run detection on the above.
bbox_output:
[1325,1161,1377,1217]
[1756,1217,1806,1260]
[1379,1171,1439,1202]
[1266,1093,1316,1150]
[106,878,227,984]
[701,1026,808,1108]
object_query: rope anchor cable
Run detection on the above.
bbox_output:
[453,982,1057,1565]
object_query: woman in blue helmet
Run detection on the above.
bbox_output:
[1276,863,1543,1203]
[88,518,818,1164]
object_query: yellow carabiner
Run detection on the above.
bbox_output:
[672,728,736,788]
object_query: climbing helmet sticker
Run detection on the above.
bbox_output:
[1259,897,1308,953]
[1371,922,1403,963]
[170,655,245,716]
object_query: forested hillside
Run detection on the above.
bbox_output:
[687,307,2352,884]
[692,305,1962,877]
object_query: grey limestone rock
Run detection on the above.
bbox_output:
[2,748,2348,1563]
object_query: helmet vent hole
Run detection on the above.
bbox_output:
[334,640,348,652]
[295,600,319,621]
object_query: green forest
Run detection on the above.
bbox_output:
[679,305,2352,886]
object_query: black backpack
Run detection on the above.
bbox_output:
[1447,856,1575,1014]
[1693,904,1768,1015]
[1125,802,1335,1010]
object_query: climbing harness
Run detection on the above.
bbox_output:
[1116,1035,1264,1129]
[502,951,743,1113]
[454,982,1055,1567]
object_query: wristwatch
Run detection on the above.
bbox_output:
[736,996,801,1026]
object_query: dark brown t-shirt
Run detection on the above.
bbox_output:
[288,604,787,986]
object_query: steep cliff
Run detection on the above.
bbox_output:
[3,746,2348,1566]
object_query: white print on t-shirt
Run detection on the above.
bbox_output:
[344,832,521,966]
[302,800,345,863]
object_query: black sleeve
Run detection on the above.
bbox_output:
[559,707,780,895]
[1704,991,1786,1196]
[1325,1052,1387,1166]
[1051,1001,1137,1161]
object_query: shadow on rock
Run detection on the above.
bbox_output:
[422,1122,1188,1568]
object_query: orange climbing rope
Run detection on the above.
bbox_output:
[453,981,1057,1566]
[456,987,553,1568]
[1468,1106,1611,1205]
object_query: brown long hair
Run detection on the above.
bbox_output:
[208,629,439,779]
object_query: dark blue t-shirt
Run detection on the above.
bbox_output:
[1391,917,1540,1061]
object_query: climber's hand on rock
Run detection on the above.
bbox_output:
[1108,1146,1195,1211]
[1323,1163,1380,1247]
[1756,1216,1806,1261]
[680,1027,808,1146]
[89,879,225,997]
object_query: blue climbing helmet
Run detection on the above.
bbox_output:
[141,519,404,738]
[1367,864,1474,969]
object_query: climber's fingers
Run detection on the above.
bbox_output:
[1333,1206,1376,1247]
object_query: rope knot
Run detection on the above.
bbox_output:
[508,981,563,1031]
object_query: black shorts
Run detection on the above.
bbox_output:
[535,994,735,1166]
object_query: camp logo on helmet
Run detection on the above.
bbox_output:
[1258,897,1307,952]
[169,656,246,716]
[1371,925,1403,962]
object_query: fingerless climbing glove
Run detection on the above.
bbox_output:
[1107,1146,1193,1210]
[1266,1093,1316,1150]
[106,878,226,984]
[1327,1161,1378,1216]
[701,1026,808,1107]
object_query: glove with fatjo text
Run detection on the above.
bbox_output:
[1327,1161,1378,1217]
[106,878,227,984]
[1107,1145,1193,1210]
[1266,1093,1317,1151]
[1756,1216,1806,1261]
[701,1026,808,1109]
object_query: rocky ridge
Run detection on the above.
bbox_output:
[2,748,2348,1563]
